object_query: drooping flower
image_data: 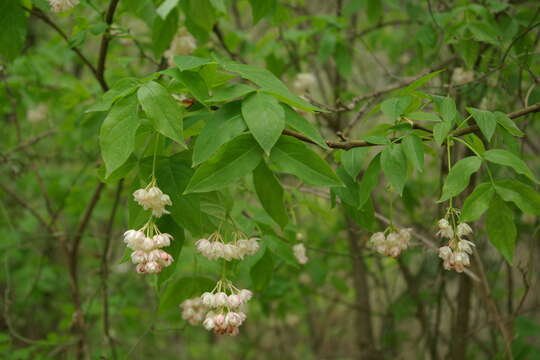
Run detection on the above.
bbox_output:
[133,186,172,217]
[122,227,174,274]
[293,243,309,264]
[451,67,474,85]
[195,232,260,261]
[436,217,475,273]
[368,228,412,257]
[165,28,197,66]
[180,297,209,325]
[292,73,317,93]
[48,0,79,12]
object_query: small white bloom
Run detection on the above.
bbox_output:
[130,250,147,264]
[293,243,308,264]
[245,238,260,255]
[214,292,228,307]
[438,246,453,261]
[225,312,243,327]
[144,261,161,274]
[369,232,386,245]
[123,230,145,250]
[48,0,79,12]
[223,244,236,261]
[238,289,253,303]
[438,219,451,229]
[154,233,173,248]
[292,73,317,93]
[456,223,473,238]
[227,294,242,308]
[202,317,215,330]
[201,292,215,308]
[451,67,474,85]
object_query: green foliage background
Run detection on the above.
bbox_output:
[1,0,540,359]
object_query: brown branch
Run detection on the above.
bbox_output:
[96,0,121,91]
[283,102,540,150]
[23,7,102,89]
[0,182,52,233]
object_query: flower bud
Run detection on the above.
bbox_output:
[238,289,253,303]
[227,294,242,308]
[214,292,228,307]
[456,223,473,238]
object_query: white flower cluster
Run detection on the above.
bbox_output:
[165,28,197,66]
[195,233,260,261]
[292,73,317,93]
[124,230,174,274]
[451,67,474,85]
[368,228,412,257]
[133,186,172,217]
[200,285,252,336]
[180,297,209,325]
[48,0,79,12]
[293,243,308,264]
[437,219,475,273]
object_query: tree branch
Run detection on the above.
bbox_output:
[96,0,121,91]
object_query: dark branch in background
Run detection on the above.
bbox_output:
[96,0,121,91]
[0,182,52,232]
[22,6,104,90]
[283,102,540,150]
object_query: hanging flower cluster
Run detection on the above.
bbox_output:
[48,0,79,12]
[122,181,174,274]
[165,28,197,66]
[368,228,412,257]
[195,232,260,261]
[180,297,209,325]
[293,243,309,264]
[437,218,475,273]
[200,281,252,336]
[292,72,317,93]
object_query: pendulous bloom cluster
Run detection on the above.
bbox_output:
[292,72,317,93]
[451,67,474,85]
[180,297,209,325]
[437,219,475,273]
[133,185,172,217]
[293,243,309,264]
[165,28,197,66]
[48,0,79,12]
[195,232,260,261]
[124,229,173,274]
[122,181,174,274]
[368,228,412,257]
[200,281,252,336]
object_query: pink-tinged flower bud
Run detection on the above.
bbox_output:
[147,249,161,262]
[201,292,215,307]
[144,261,161,274]
[456,223,473,238]
[225,312,243,327]
[154,233,173,248]
[214,292,228,307]
[159,251,173,267]
[123,230,145,249]
[227,326,240,336]
[213,314,226,328]
[227,294,242,308]
[387,246,401,258]
[130,250,147,264]
[203,317,215,330]
[438,246,453,260]
[238,289,253,303]
[136,263,146,274]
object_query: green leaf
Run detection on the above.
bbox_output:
[405,111,441,122]
[253,162,288,229]
[185,134,263,193]
[401,134,424,172]
[381,97,411,121]
[363,135,390,145]
[250,248,274,291]
[461,183,495,221]
[358,154,381,208]
[186,0,216,32]
[155,217,184,288]
[486,195,516,263]
[439,156,482,202]
[381,144,407,195]
[0,1,27,61]
[494,180,540,215]
[269,136,342,187]
[342,147,368,178]
[156,0,180,19]
[467,107,496,141]
[405,70,445,91]
[335,43,352,78]
[219,61,322,112]
[99,95,140,177]
[494,112,523,137]
[264,235,297,266]
[86,78,141,113]
[433,121,453,145]
[192,102,246,166]
[152,8,178,58]
[168,69,209,104]
[282,104,328,149]
[137,81,186,147]
[248,0,276,24]
[159,276,214,313]
[174,55,215,71]
[440,97,458,123]
[333,166,360,207]
[208,83,257,103]
[242,92,285,154]
[318,31,337,63]
[484,149,538,183]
